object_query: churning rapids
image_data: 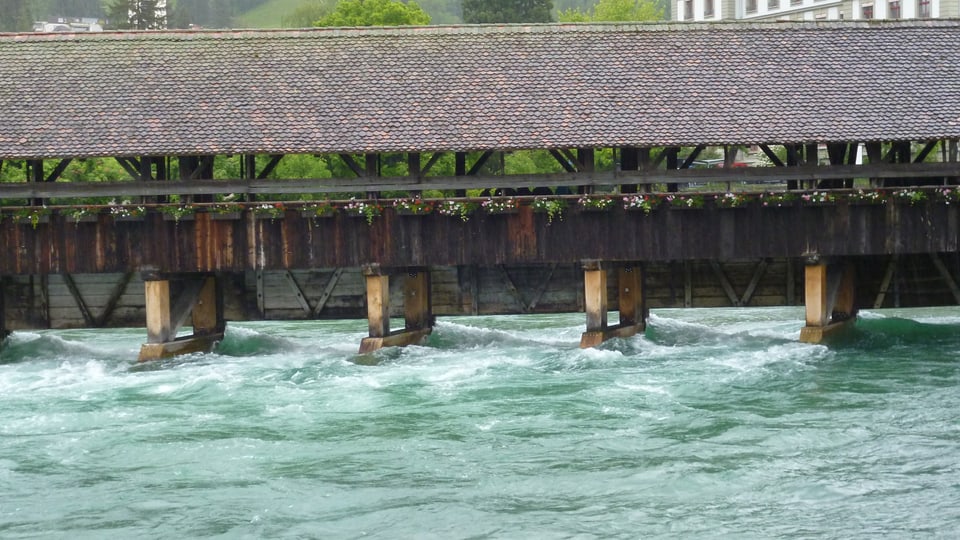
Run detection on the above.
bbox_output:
[2,307,959,538]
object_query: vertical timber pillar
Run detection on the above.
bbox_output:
[799,259,858,343]
[580,261,647,348]
[1,276,9,341]
[359,265,433,353]
[138,275,226,361]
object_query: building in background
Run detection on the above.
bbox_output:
[675,0,958,21]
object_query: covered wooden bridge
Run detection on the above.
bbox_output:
[1,20,960,358]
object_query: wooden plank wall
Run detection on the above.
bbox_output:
[3,256,960,330]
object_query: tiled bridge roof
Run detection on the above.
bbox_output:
[2,21,960,160]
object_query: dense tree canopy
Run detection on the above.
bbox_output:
[105,0,167,29]
[558,0,663,21]
[315,0,430,27]
[0,0,34,32]
[461,0,554,24]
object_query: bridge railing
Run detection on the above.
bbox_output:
[0,163,956,204]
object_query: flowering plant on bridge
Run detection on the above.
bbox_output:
[714,192,748,208]
[801,191,836,205]
[622,194,661,214]
[343,198,383,225]
[303,201,337,218]
[935,187,960,205]
[758,191,797,207]
[481,197,518,214]
[110,205,146,219]
[845,189,886,205]
[531,197,566,223]
[437,200,478,221]
[253,202,286,220]
[577,195,616,211]
[11,206,51,229]
[210,202,244,215]
[393,197,434,215]
[892,189,927,206]
[159,204,196,222]
[666,194,705,209]
[63,206,99,222]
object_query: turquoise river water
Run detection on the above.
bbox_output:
[1,307,959,538]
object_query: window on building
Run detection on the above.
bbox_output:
[684,0,693,19]
[746,0,758,13]
[768,0,780,9]
[918,0,931,17]
[862,2,874,18]
[888,0,901,17]
[790,0,802,6]
[705,0,715,16]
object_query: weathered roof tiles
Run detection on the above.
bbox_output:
[1,21,960,159]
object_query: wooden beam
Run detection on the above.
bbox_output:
[62,274,95,327]
[191,276,224,336]
[283,270,311,314]
[339,154,364,177]
[549,149,577,173]
[710,261,741,307]
[873,256,897,309]
[257,155,284,180]
[115,157,142,181]
[497,265,528,313]
[44,159,72,183]
[364,273,390,338]
[144,280,173,343]
[930,254,960,305]
[3,162,960,200]
[618,266,644,327]
[421,152,444,176]
[739,258,770,306]
[467,151,494,176]
[95,272,133,327]
[313,268,344,317]
[583,263,607,333]
[759,145,785,167]
[804,263,829,328]
[914,140,939,164]
[526,263,558,312]
[256,270,265,316]
[403,270,432,331]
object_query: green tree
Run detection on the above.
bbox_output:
[316,0,431,26]
[0,0,34,32]
[461,0,554,23]
[168,0,192,28]
[105,0,167,29]
[558,0,663,21]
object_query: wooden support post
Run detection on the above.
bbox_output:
[800,260,858,344]
[1,276,8,341]
[404,270,432,331]
[144,280,173,344]
[583,261,608,334]
[580,262,646,348]
[365,271,390,339]
[359,266,433,354]
[138,275,225,361]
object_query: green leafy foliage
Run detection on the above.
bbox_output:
[461,0,554,23]
[315,0,431,26]
[558,0,663,22]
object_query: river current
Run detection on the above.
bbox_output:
[1,307,958,538]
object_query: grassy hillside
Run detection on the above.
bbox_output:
[234,0,310,27]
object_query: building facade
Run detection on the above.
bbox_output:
[675,0,958,21]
